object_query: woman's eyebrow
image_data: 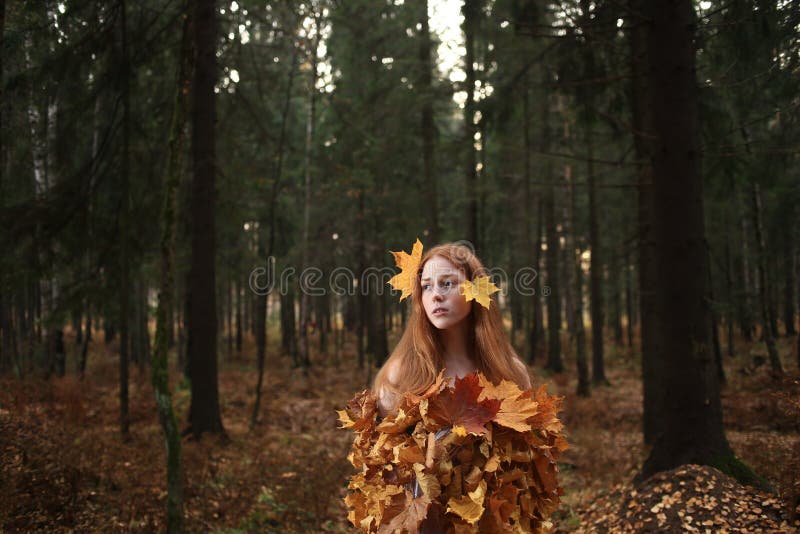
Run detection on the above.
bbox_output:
[420,273,457,282]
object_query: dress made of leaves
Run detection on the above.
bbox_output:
[338,373,568,533]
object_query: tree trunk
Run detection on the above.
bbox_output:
[624,246,634,348]
[179,283,188,376]
[522,85,540,363]
[628,0,663,446]
[150,6,191,528]
[567,165,590,396]
[243,276,250,336]
[783,239,796,336]
[282,288,298,365]
[751,180,783,374]
[418,0,438,243]
[132,276,141,368]
[297,16,320,375]
[251,283,267,428]
[737,186,754,341]
[0,296,8,374]
[0,0,5,375]
[530,198,544,363]
[319,293,330,357]
[587,122,606,385]
[253,42,296,424]
[250,292,256,337]
[541,93,562,373]
[639,0,743,481]
[118,0,130,440]
[578,0,606,386]
[225,276,232,356]
[462,0,480,248]
[610,259,623,347]
[235,278,242,352]
[561,173,576,339]
[187,0,224,438]
[708,250,725,384]
[79,306,92,378]
[724,221,736,357]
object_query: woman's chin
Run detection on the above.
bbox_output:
[429,316,464,330]
[427,316,450,329]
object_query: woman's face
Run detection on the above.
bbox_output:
[420,255,471,330]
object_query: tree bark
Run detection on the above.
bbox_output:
[639,0,742,480]
[187,0,224,438]
[783,238,796,336]
[737,186,754,341]
[751,180,782,374]
[118,0,130,440]
[543,110,562,373]
[226,276,232,356]
[252,42,297,427]
[624,246,634,348]
[0,0,6,374]
[610,260,623,347]
[462,0,480,248]
[235,278,242,352]
[579,1,606,385]
[530,198,545,363]
[566,164,590,396]
[79,306,92,378]
[418,0,438,243]
[708,249,725,384]
[628,0,662,446]
[297,13,320,375]
[251,281,267,428]
[724,217,736,357]
[150,6,192,529]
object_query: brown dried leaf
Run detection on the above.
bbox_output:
[377,490,431,534]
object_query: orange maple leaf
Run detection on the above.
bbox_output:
[387,238,423,301]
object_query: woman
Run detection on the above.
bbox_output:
[342,241,563,532]
[374,241,531,416]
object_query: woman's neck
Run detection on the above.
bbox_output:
[439,320,475,377]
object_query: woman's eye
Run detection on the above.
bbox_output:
[422,284,431,291]
[443,281,453,288]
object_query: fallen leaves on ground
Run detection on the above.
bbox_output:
[573,464,799,533]
[0,334,798,532]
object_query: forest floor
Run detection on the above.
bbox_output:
[1,330,799,533]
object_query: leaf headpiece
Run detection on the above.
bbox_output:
[388,239,500,309]
[387,238,424,301]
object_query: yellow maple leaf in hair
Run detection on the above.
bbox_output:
[460,275,500,309]
[388,238,423,301]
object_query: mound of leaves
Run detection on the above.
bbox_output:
[338,372,568,533]
[575,464,800,533]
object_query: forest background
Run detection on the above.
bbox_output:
[0,0,799,532]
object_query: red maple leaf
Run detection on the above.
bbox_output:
[424,373,500,435]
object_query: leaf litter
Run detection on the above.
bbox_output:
[0,336,798,532]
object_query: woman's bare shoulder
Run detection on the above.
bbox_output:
[513,357,532,389]
[382,357,401,385]
[376,358,401,416]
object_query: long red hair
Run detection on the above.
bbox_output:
[374,243,530,410]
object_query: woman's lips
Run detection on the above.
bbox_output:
[432,307,448,316]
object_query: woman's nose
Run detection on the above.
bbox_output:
[433,290,444,301]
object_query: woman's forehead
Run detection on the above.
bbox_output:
[421,256,464,278]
